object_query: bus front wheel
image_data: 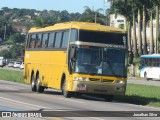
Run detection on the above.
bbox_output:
[36,74,44,93]
[62,79,72,98]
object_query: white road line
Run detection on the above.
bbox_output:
[4,87,19,91]
[89,117,105,120]
[0,96,51,109]
[59,98,84,104]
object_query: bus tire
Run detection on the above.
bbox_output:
[36,74,44,93]
[104,95,114,102]
[31,73,36,92]
[62,79,72,98]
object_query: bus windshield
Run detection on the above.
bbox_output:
[74,46,126,77]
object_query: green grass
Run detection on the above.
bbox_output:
[0,69,24,83]
[0,69,160,107]
[114,84,160,107]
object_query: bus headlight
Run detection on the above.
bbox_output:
[115,80,126,84]
[74,77,89,81]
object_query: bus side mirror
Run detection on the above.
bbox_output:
[68,46,76,74]
[70,46,76,59]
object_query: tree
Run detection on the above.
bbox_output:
[154,0,160,53]
[79,6,105,24]
[136,0,143,55]
[147,1,154,54]
[142,5,148,54]
[32,15,55,27]
[0,49,11,58]
[9,33,25,43]
[109,0,132,51]
[9,44,25,59]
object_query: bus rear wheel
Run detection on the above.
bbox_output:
[36,74,44,93]
[62,79,72,98]
[31,74,36,92]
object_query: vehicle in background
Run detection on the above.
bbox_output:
[20,62,24,70]
[0,56,5,67]
[8,61,14,67]
[139,54,160,80]
[13,61,21,68]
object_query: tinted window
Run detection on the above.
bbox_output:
[42,33,49,48]
[48,32,55,48]
[61,31,69,48]
[79,30,127,45]
[29,34,36,48]
[55,32,62,48]
[26,34,31,48]
[36,34,42,48]
[70,29,78,42]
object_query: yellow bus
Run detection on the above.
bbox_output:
[24,21,128,101]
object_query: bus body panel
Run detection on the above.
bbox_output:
[25,50,68,89]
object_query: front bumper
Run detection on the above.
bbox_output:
[72,80,126,95]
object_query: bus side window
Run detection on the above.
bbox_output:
[36,33,42,48]
[29,34,36,48]
[26,34,31,48]
[61,31,69,48]
[42,33,49,48]
[55,32,62,48]
[48,32,55,48]
[70,29,78,42]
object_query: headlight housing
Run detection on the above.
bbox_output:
[115,80,126,84]
[74,77,89,81]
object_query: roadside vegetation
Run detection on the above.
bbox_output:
[0,69,24,83]
[114,84,160,108]
[0,69,159,107]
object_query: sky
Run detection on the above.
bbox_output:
[0,0,110,13]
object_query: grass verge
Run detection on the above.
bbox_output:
[0,69,160,107]
[0,69,24,83]
[114,84,160,107]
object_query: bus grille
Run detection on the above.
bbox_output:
[89,78,100,81]
[102,79,114,83]
[89,78,114,83]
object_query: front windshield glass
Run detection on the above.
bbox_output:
[74,46,126,77]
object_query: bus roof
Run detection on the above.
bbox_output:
[140,54,160,58]
[28,21,126,33]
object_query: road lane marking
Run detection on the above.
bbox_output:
[89,117,105,120]
[59,98,84,104]
[4,87,19,91]
[0,96,51,109]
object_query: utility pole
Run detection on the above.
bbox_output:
[3,24,6,40]
[103,0,111,25]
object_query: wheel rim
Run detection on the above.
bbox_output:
[31,74,36,91]
[36,75,40,91]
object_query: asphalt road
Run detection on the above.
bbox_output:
[0,80,160,120]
